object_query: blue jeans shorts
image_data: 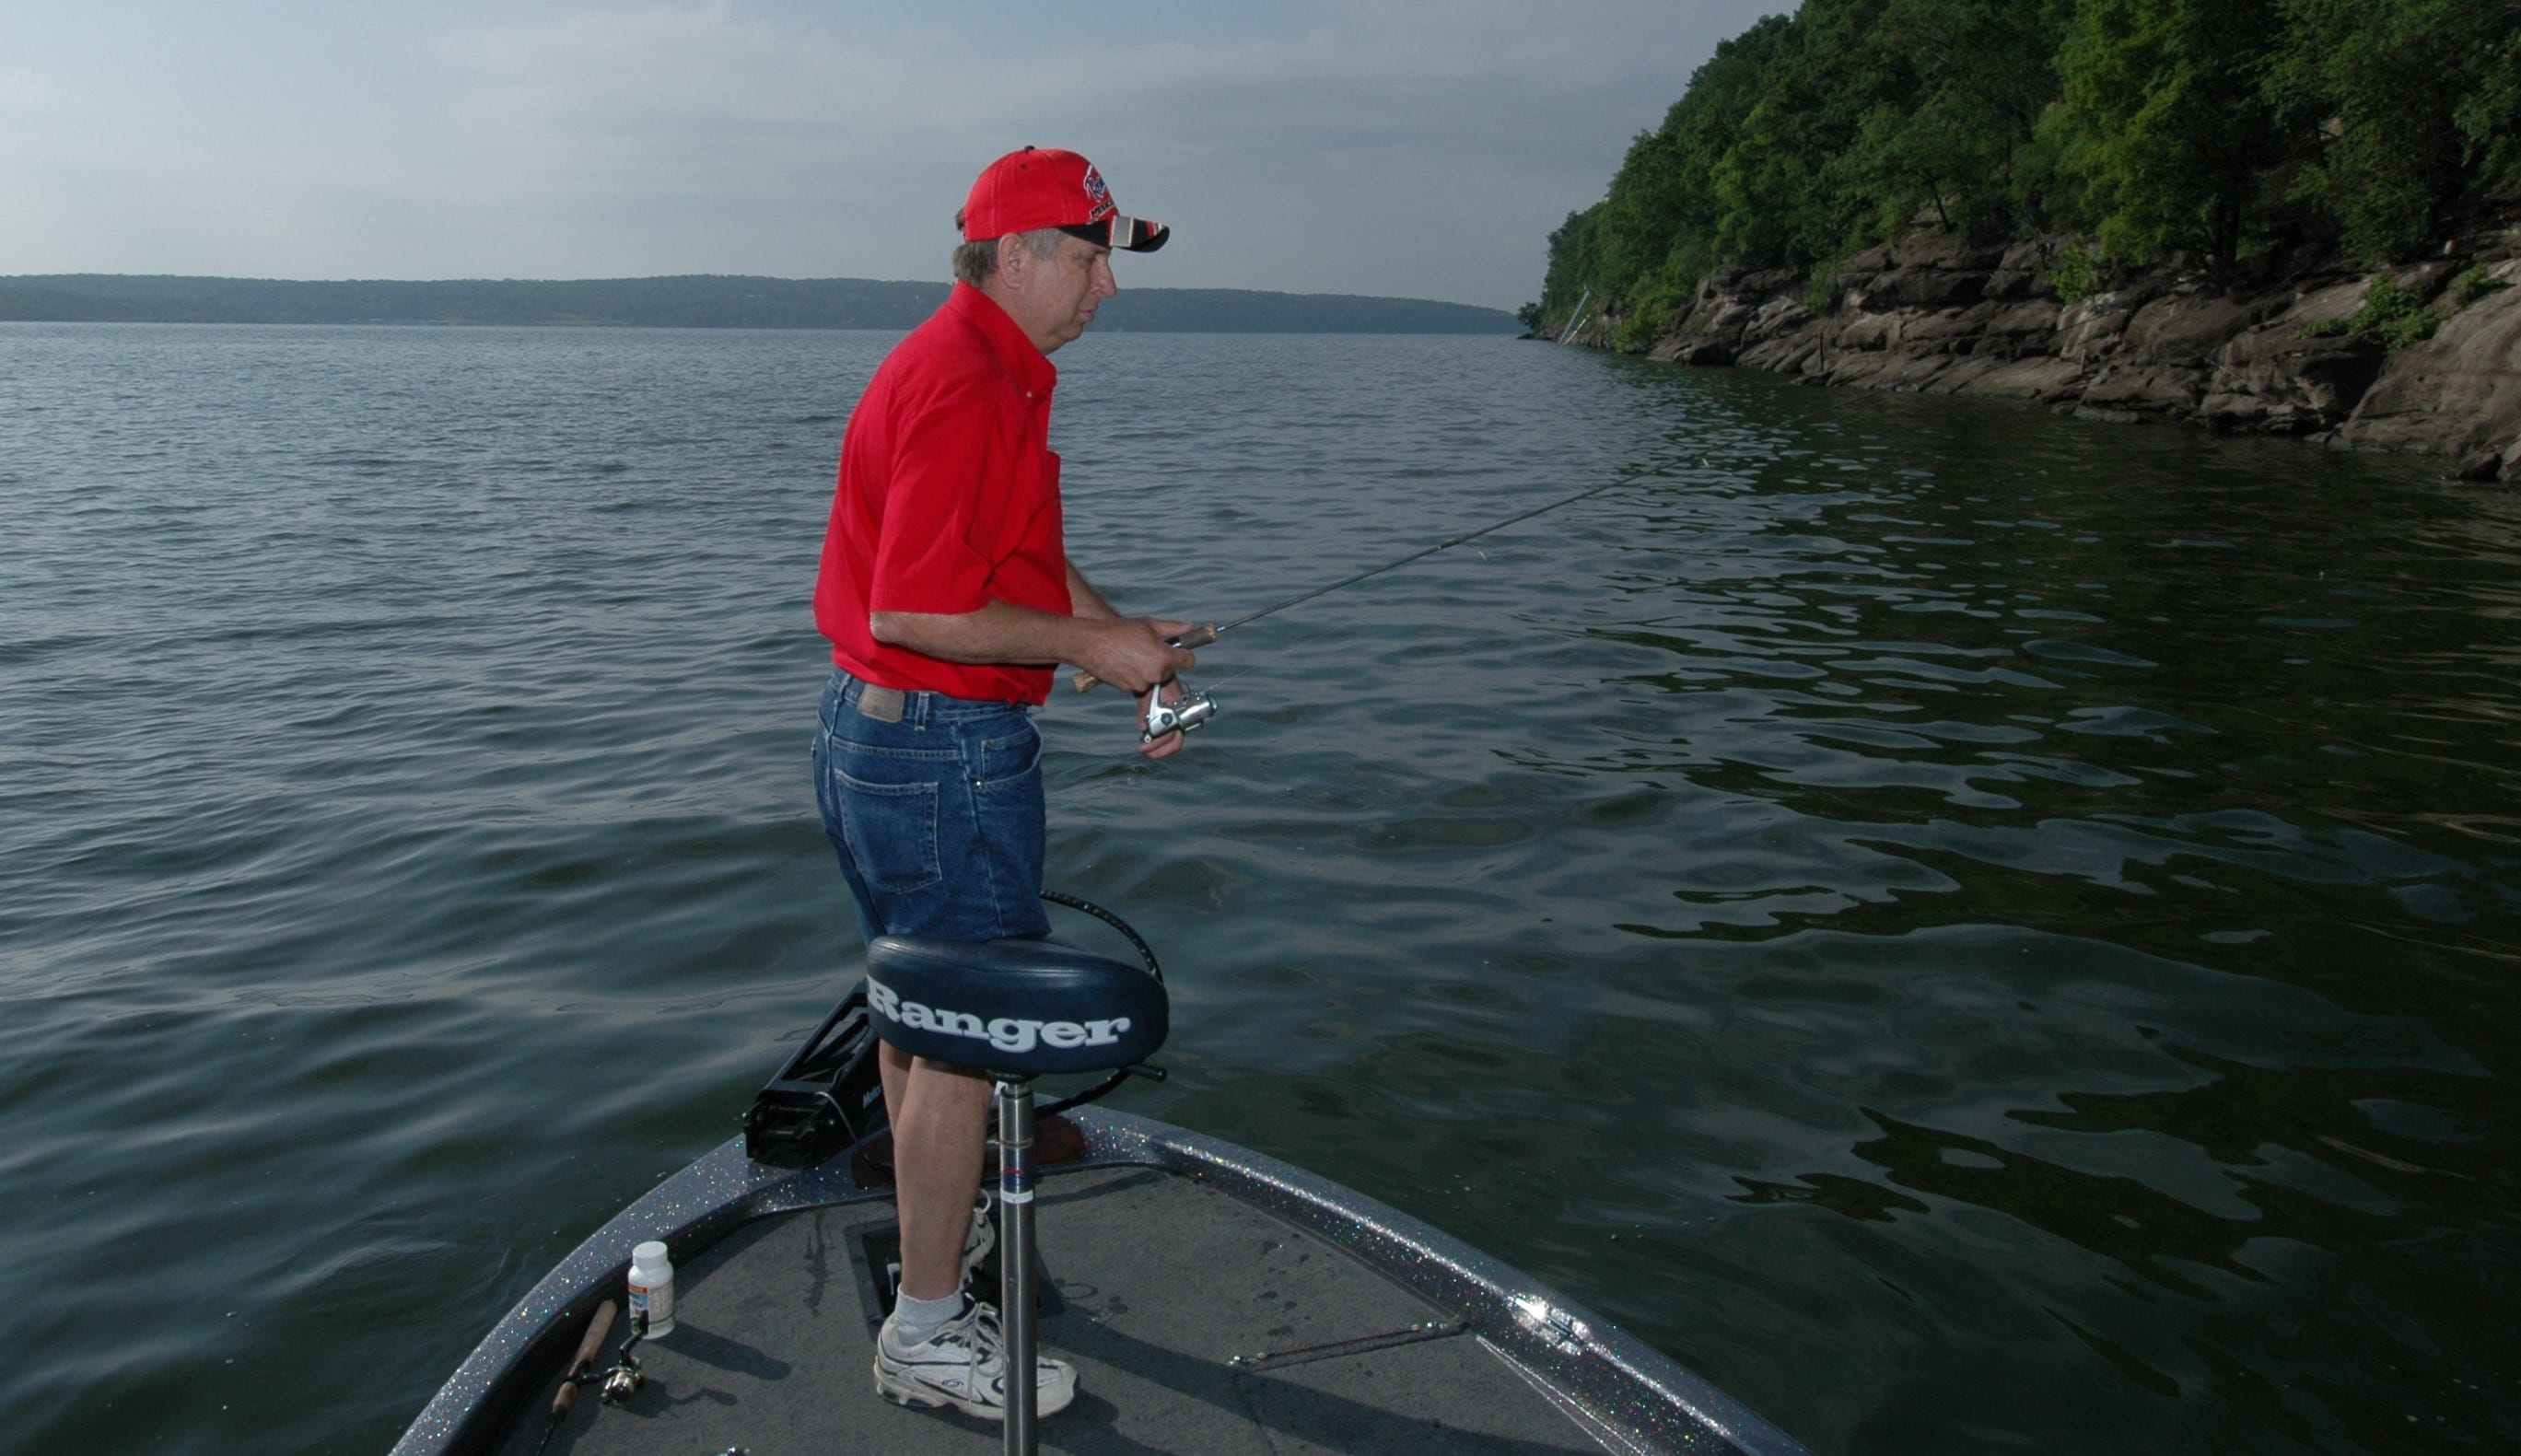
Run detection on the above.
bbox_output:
[813,668,1051,942]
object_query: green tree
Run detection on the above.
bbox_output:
[1529,0,2515,333]
[2452,4,2521,195]
[2271,0,2521,260]
[1534,206,1604,326]
[1532,13,1792,331]
[2047,0,2288,265]
[1843,0,2076,239]
[1714,0,1896,268]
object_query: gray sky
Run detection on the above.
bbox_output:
[1,1,1784,309]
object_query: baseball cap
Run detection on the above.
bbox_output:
[961,146,1170,253]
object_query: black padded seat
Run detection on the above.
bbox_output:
[863,935,1168,1076]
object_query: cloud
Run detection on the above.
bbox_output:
[406,1,1777,302]
[1,1,1784,302]
[0,66,61,111]
[429,2,1720,175]
[434,5,989,172]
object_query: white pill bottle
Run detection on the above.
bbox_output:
[626,1240,676,1337]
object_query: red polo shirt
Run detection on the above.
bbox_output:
[813,284,1071,704]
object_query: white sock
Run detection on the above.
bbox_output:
[890,1289,965,1345]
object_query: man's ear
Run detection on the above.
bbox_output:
[995,236,1033,288]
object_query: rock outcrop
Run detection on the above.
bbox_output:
[1581,227,2521,479]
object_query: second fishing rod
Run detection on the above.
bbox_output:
[1078,470,1651,740]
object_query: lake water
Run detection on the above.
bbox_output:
[4,322,2515,1456]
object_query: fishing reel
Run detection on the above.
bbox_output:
[1142,681,1218,744]
[600,1358,645,1404]
[586,1312,649,1405]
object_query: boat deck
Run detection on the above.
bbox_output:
[515,1162,1630,1455]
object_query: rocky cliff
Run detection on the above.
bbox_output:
[1582,226,2521,481]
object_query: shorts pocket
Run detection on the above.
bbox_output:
[834,770,943,895]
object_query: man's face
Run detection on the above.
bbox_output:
[1001,233,1117,355]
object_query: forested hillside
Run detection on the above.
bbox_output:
[0,275,1516,334]
[1533,0,2521,343]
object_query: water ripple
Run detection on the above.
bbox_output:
[3,324,2515,1455]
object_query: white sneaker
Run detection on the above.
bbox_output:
[961,1189,996,1288]
[873,1299,1077,1420]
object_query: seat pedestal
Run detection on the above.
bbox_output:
[997,1072,1040,1455]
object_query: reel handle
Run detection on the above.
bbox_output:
[550,1299,619,1421]
[1070,623,1219,694]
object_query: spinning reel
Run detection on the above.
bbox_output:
[1140,681,1218,744]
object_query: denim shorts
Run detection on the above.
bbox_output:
[813,668,1051,943]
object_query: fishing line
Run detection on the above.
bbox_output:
[1183,466,1653,646]
[1080,465,1659,716]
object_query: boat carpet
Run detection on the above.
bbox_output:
[509,1163,1624,1455]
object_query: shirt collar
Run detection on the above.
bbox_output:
[948,282,1056,401]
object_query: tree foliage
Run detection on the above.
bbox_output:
[2269,0,2521,260]
[2044,0,2286,265]
[1535,0,2521,332]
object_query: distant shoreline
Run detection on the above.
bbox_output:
[0,274,1517,334]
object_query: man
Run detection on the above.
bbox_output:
[810,146,1196,1421]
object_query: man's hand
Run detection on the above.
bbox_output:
[1074,615,1196,696]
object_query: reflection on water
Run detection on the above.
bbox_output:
[2,325,2515,1455]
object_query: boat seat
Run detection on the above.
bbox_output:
[863,935,1168,1077]
[865,935,1173,1452]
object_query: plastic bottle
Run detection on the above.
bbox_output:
[626,1241,676,1338]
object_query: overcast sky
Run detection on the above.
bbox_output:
[1,1,1785,309]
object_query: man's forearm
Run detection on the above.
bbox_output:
[869,587,1195,697]
[1066,561,1119,620]
[869,598,1090,667]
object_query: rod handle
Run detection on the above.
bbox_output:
[552,1299,620,1418]
[1070,623,1219,694]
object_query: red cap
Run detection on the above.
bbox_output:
[961,146,1170,253]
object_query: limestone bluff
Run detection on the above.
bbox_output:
[1563,224,2521,483]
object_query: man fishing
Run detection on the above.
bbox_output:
[810,146,1197,1421]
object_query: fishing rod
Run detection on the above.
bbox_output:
[532,1299,620,1454]
[1076,470,1652,732]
